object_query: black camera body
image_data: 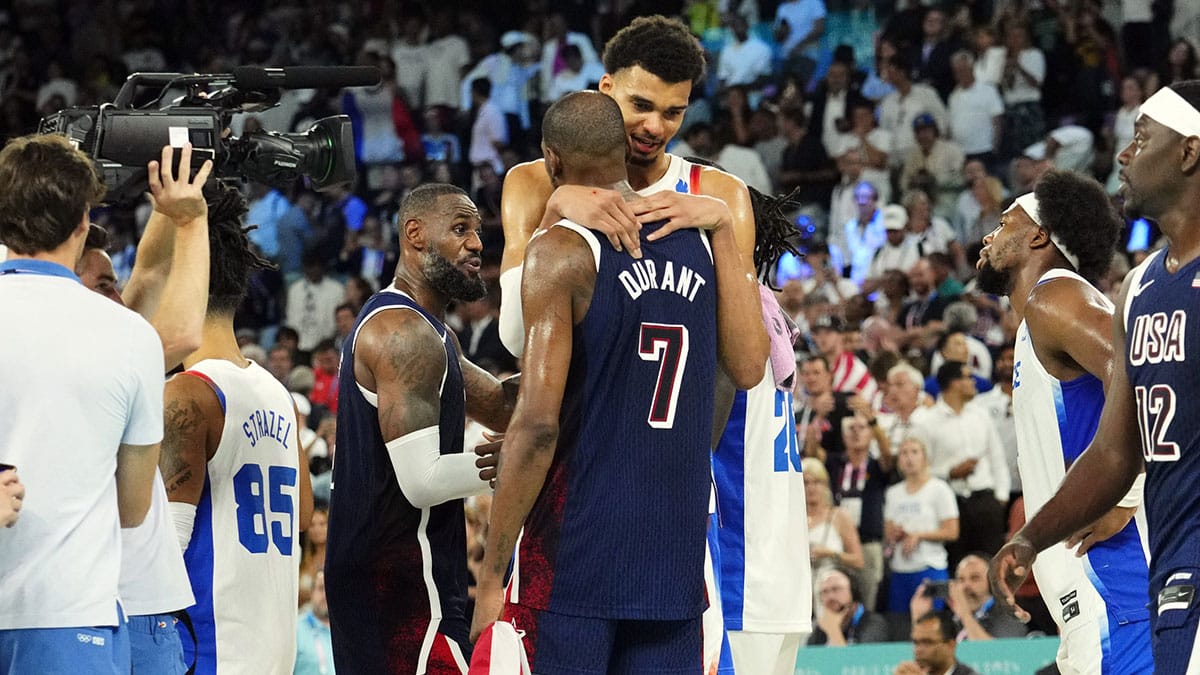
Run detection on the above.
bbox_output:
[39,66,380,204]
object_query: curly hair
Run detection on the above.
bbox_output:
[602,15,706,85]
[1032,169,1121,283]
[206,181,275,316]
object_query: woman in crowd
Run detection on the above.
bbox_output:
[804,457,866,585]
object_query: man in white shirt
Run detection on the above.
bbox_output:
[947,50,1004,167]
[866,204,920,281]
[468,77,508,178]
[911,360,1010,570]
[0,134,164,673]
[1023,125,1095,173]
[718,15,773,89]
[285,251,345,358]
[879,54,948,170]
[774,0,827,64]
[423,9,471,110]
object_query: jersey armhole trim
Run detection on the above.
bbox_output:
[551,220,602,271]
[351,304,450,404]
[179,370,226,414]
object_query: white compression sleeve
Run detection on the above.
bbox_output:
[1117,472,1145,509]
[498,266,525,358]
[387,426,489,509]
[169,501,197,550]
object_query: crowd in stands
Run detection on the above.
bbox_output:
[4,0,1197,659]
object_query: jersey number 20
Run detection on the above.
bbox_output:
[233,464,298,554]
[639,323,690,429]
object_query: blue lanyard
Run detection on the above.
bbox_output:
[0,259,80,282]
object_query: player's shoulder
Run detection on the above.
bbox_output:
[694,163,748,200]
[503,159,551,194]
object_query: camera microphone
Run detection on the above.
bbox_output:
[231,66,382,91]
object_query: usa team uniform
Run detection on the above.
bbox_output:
[713,365,813,674]
[1123,249,1200,673]
[502,215,717,673]
[325,289,472,674]
[177,360,302,675]
[1013,268,1152,674]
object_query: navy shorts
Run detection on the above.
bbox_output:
[502,603,704,675]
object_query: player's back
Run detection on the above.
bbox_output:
[1014,269,1150,629]
[325,286,471,672]
[179,359,301,675]
[1123,249,1200,590]
[511,218,717,620]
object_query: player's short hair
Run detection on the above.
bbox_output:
[206,182,274,316]
[543,91,627,166]
[1032,168,1121,283]
[399,183,469,226]
[0,134,106,255]
[602,15,706,85]
[84,223,111,252]
[936,360,968,392]
[916,610,958,642]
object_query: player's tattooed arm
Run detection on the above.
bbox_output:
[358,310,444,441]
[160,373,221,506]
[452,332,519,432]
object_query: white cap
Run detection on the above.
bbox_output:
[882,204,908,231]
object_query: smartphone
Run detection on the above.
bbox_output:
[924,580,951,599]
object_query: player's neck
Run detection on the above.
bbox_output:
[392,270,447,322]
[1156,207,1200,272]
[6,238,84,273]
[1008,258,1059,320]
[183,316,250,369]
[627,154,672,191]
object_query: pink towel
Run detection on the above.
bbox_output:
[759,283,799,391]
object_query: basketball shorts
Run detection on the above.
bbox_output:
[1150,567,1200,675]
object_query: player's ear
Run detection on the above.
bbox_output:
[598,73,615,96]
[1180,136,1200,173]
[542,144,564,186]
[402,217,426,251]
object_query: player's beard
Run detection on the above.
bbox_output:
[422,250,487,302]
[975,258,1011,296]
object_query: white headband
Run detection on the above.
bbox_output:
[1005,193,1081,271]
[1139,87,1200,138]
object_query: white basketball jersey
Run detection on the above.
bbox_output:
[714,364,813,633]
[1013,269,1151,639]
[181,359,302,675]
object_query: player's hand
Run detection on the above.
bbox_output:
[893,660,925,675]
[475,436,502,488]
[1066,504,1136,556]
[638,191,732,239]
[147,144,214,223]
[469,582,505,643]
[544,185,641,258]
[989,536,1035,623]
[0,470,24,528]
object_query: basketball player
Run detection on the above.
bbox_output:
[324,183,517,674]
[160,183,313,674]
[976,170,1152,672]
[991,81,1200,673]
[493,19,767,671]
[471,88,763,672]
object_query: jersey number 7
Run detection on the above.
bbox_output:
[639,323,690,429]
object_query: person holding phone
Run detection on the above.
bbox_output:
[912,554,1028,641]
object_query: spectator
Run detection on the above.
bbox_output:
[748,108,788,192]
[803,457,866,585]
[774,0,828,86]
[333,303,356,352]
[925,330,993,396]
[830,180,886,285]
[547,44,604,102]
[390,14,428,108]
[866,204,921,282]
[894,611,981,675]
[827,98,893,205]
[468,78,507,178]
[996,22,1046,161]
[947,50,1004,169]
[1024,125,1095,174]
[879,53,948,172]
[912,554,1029,641]
[294,571,334,675]
[812,314,879,404]
[883,438,960,613]
[828,414,893,611]
[538,12,600,103]
[971,346,1019,503]
[309,338,340,415]
[423,9,471,110]
[809,567,890,645]
[1104,74,1145,194]
[267,343,294,384]
[298,506,329,609]
[909,6,965,101]
[811,59,862,152]
[912,361,1010,567]
[1161,38,1198,86]
[716,15,772,89]
[285,251,345,358]
[420,107,462,164]
[778,108,838,211]
[245,182,289,261]
[900,114,965,221]
[878,362,931,448]
[343,276,375,314]
[342,52,409,165]
[676,121,772,194]
[796,353,855,461]
[455,289,517,376]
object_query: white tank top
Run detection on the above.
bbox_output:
[182,359,302,674]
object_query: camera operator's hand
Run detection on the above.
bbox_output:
[148,144,214,223]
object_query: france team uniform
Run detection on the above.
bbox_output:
[713,366,812,674]
[503,217,717,673]
[325,288,471,674]
[1012,268,1152,674]
[178,360,302,675]
[1123,249,1200,673]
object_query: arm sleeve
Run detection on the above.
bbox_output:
[498,266,525,358]
[387,426,489,509]
[123,317,166,445]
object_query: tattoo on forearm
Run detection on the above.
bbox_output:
[492,533,511,576]
[162,398,203,491]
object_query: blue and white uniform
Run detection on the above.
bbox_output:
[713,365,812,675]
[1122,249,1200,674]
[178,360,302,675]
[1013,268,1152,674]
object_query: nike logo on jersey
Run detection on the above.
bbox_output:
[1134,278,1156,296]
[619,259,708,302]
[1128,310,1187,366]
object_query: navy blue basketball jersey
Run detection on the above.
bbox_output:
[1123,249,1200,592]
[325,287,471,672]
[508,219,718,621]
